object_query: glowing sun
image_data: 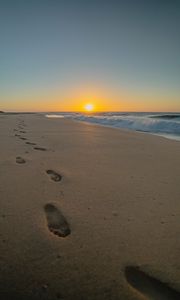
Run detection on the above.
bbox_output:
[84,103,94,112]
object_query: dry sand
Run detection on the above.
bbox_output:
[0,113,180,300]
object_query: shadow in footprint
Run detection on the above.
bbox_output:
[125,266,180,300]
[16,157,26,164]
[46,170,62,182]
[26,142,36,145]
[34,147,47,151]
[44,203,70,237]
[20,137,27,140]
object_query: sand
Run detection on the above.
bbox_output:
[0,113,179,300]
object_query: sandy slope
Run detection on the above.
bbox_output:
[0,113,180,300]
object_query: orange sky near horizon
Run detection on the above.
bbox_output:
[1,86,180,112]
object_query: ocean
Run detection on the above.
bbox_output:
[46,112,180,141]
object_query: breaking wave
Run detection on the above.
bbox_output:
[46,112,180,141]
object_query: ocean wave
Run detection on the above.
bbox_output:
[73,114,180,134]
[45,112,180,141]
[150,114,180,120]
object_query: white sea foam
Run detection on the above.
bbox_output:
[46,114,64,118]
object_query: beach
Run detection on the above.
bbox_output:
[0,113,180,300]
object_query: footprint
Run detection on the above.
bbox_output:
[20,137,27,140]
[34,147,47,151]
[26,142,36,145]
[46,170,62,182]
[16,157,26,164]
[125,266,180,300]
[44,204,70,237]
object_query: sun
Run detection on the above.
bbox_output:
[84,103,94,112]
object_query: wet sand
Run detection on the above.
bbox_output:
[0,113,180,300]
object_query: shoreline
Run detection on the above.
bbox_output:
[2,111,180,142]
[0,113,180,299]
[45,113,180,142]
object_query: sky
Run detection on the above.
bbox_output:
[0,0,180,112]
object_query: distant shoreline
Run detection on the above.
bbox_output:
[0,112,36,115]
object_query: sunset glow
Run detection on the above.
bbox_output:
[0,1,179,113]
